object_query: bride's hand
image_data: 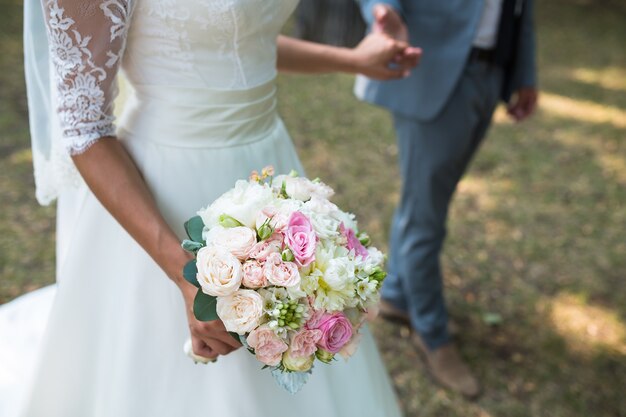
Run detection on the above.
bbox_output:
[167,248,241,360]
[179,281,242,360]
[351,32,421,80]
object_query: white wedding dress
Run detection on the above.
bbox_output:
[0,0,403,416]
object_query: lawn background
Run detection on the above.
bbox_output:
[1,1,625,416]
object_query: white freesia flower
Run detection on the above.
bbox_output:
[356,279,378,301]
[203,225,257,261]
[216,289,264,335]
[196,246,242,297]
[365,247,385,267]
[198,180,274,229]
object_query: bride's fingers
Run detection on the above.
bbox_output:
[203,337,235,356]
[192,337,217,360]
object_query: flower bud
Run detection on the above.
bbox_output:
[281,248,295,262]
[219,214,243,228]
[315,349,335,364]
[257,223,274,241]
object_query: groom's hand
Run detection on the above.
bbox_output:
[507,87,539,122]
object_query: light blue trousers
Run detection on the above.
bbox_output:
[382,59,503,350]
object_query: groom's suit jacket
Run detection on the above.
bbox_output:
[355,0,537,121]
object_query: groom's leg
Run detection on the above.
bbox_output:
[384,62,502,350]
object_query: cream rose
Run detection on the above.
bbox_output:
[282,350,315,372]
[196,246,242,297]
[247,325,288,366]
[216,289,264,335]
[263,253,301,288]
[204,225,257,261]
[241,259,267,289]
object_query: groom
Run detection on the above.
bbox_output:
[356,0,538,397]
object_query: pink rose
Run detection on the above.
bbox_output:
[284,212,316,267]
[241,259,267,289]
[246,325,288,366]
[263,253,300,288]
[340,223,368,259]
[290,329,323,358]
[249,233,283,262]
[314,312,353,354]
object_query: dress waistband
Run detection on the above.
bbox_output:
[117,80,279,148]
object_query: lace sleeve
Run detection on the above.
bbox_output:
[41,0,133,155]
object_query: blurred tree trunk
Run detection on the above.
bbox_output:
[294,0,366,48]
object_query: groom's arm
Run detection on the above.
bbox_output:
[506,0,539,121]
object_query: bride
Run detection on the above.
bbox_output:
[1,0,420,416]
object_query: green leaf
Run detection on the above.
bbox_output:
[183,259,200,288]
[193,290,219,321]
[228,331,243,344]
[184,215,205,243]
[482,312,503,326]
[181,239,204,253]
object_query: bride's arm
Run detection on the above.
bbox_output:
[276,34,421,80]
[72,139,241,359]
[38,0,239,360]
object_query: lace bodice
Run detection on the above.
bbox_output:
[41,0,298,155]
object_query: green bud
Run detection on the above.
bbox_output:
[218,214,243,228]
[257,223,273,241]
[357,232,371,247]
[288,322,300,330]
[371,268,387,283]
[315,349,335,364]
[281,249,295,262]
[288,170,299,177]
[278,320,285,327]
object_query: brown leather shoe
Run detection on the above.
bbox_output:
[379,300,460,337]
[379,299,411,326]
[411,333,481,399]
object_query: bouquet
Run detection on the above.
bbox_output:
[181,167,386,393]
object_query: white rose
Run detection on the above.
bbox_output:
[274,175,334,202]
[324,256,356,290]
[204,226,257,261]
[198,180,274,229]
[309,180,334,200]
[302,210,340,240]
[216,289,264,334]
[196,246,242,297]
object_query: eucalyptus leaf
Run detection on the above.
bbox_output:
[193,290,218,321]
[271,369,311,394]
[182,260,200,288]
[181,239,204,253]
[184,215,205,243]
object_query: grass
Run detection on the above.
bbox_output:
[1,0,625,416]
